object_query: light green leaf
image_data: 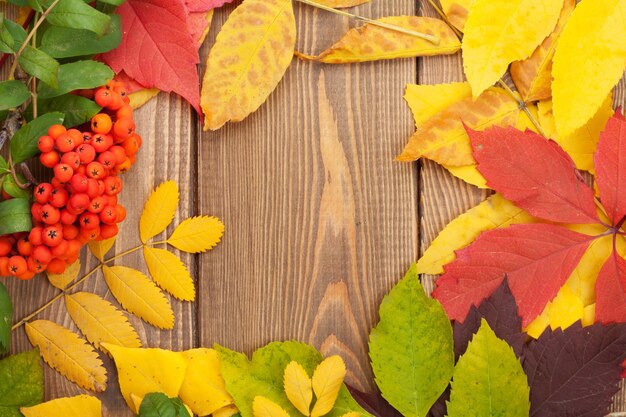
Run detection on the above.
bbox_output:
[0,198,32,235]
[38,61,114,99]
[47,0,111,36]
[0,81,30,111]
[36,95,100,128]
[368,264,454,417]
[0,157,7,174]
[10,112,64,164]
[138,393,191,417]
[40,14,122,58]
[2,174,30,199]
[0,19,27,54]
[447,319,530,417]
[0,283,11,356]
[18,46,59,88]
[0,349,44,417]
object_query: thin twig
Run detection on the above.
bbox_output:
[0,110,22,151]
[425,0,462,38]
[496,79,546,137]
[19,162,38,185]
[7,154,30,189]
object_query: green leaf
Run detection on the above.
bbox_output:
[138,393,191,417]
[97,0,125,6]
[40,14,121,58]
[36,95,100,128]
[0,19,27,54]
[1,174,30,200]
[0,283,11,356]
[0,81,30,111]
[0,157,8,174]
[10,112,64,164]
[0,349,43,417]
[0,198,31,235]
[447,319,530,417]
[368,264,454,417]
[27,0,44,12]
[18,46,59,88]
[47,0,111,36]
[6,0,29,7]
[217,341,370,417]
[38,61,113,99]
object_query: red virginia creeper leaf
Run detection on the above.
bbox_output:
[523,322,626,417]
[594,249,626,324]
[185,0,232,12]
[346,385,402,417]
[114,71,146,94]
[433,223,594,327]
[469,126,599,224]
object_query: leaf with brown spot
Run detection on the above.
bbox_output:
[439,0,475,31]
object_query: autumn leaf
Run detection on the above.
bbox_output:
[47,259,80,290]
[144,246,195,301]
[140,181,179,244]
[129,88,160,109]
[253,397,291,417]
[439,0,474,31]
[403,82,471,128]
[345,386,402,417]
[0,349,43,416]
[311,356,346,417]
[284,361,313,416]
[441,164,486,188]
[595,250,626,324]
[20,395,101,417]
[87,237,116,261]
[167,216,224,253]
[311,0,370,8]
[214,404,240,417]
[187,10,214,47]
[139,393,191,417]
[25,320,107,392]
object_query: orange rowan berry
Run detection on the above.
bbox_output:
[28,227,44,246]
[46,258,66,274]
[108,91,124,110]
[40,204,61,225]
[95,88,112,107]
[99,206,118,225]
[16,269,35,280]
[116,105,133,119]
[0,237,12,256]
[53,163,74,183]
[27,256,45,273]
[51,239,69,258]
[55,133,76,152]
[0,257,9,276]
[47,124,66,139]
[112,117,135,140]
[100,224,118,239]
[40,151,60,168]
[86,161,106,180]
[48,188,69,208]
[115,205,126,222]
[42,225,63,247]
[92,133,113,153]
[61,152,81,170]
[32,245,52,265]
[77,144,96,164]
[91,113,113,134]
[62,224,79,240]
[8,256,27,276]
[17,238,32,256]
[38,135,54,152]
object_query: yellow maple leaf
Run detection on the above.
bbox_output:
[128,88,160,109]
[552,0,626,138]
[404,82,472,127]
[214,405,241,417]
[167,216,224,253]
[102,265,174,329]
[47,259,80,290]
[201,0,296,130]
[253,396,291,417]
[439,0,475,31]
[310,356,346,417]
[284,361,313,416]
[144,246,195,301]
[462,0,563,97]
[25,320,107,392]
[65,292,141,352]
[296,17,460,64]
[140,181,179,244]
[20,395,101,417]
[88,237,116,261]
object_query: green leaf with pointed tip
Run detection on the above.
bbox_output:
[0,349,43,416]
[34,95,100,128]
[0,19,27,54]
[10,112,64,164]
[369,264,454,417]
[40,14,122,58]
[447,319,530,417]
[0,81,30,111]
[0,198,31,235]
[2,174,30,200]
[47,0,110,36]
[138,393,191,417]
[18,46,59,88]
[0,283,11,355]
[0,157,8,174]
[38,61,114,99]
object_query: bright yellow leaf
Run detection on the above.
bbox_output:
[284,361,313,416]
[143,246,195,301]
[88,237,116,261]
[314,0,370,8]
[167,216,224,253]
[439,0,475,31]
[65,292,141,352]
[139,181,179,244]
[128,88,160,109]
[296,17,460,64]
[443,164,487,188]
[404,82,472,128]
[103,344,187,414]
[564,235,613,306]
[201,0,296,130]
[339,413,361,417]
[552,0,626,137]
[583,304,596,326]
[253,396,291,417]
[25,320,107,392]
[20,395,101,417]
[102,265,174,329]
[526,286,584,339]
[462,0,563,97]
[514,102,540,134]
[47,259,80,290]
[214,404,240,417]
[310,356,346,417]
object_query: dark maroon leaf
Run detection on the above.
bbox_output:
[346,385,403,417]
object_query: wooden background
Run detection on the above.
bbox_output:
[3,0,626,415]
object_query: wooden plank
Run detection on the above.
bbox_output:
[198,0,418,391]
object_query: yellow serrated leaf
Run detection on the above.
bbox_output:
[102,265,174,329]
[143,246,195,301]
[25,320,107,392]
[167,216,224,253]
[552,0,626,137]
[47,259,80,290]
[20,395,101,417]
[297,17,460,64]
[201,0,296,130]
[284,361,313,416]
[314,0,369,8]
[214,405,240,417]
[88,237,116,261]
[443,164,487,188]
[103,343,187,414]
[253,396,291,417]
[526,286,584,339]
[404,82,472,127]
[339,413,361,417]
[439,0,475,31]
[140,181,179,244]
[65,292,141,352]
[462,0,562,97]
[311,356,346,417]
[179,348,234,416]
[128,88,160,109]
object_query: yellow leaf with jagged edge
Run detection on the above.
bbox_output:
[284,361,313,416]
[143,246,195,301]
[310,356,346,417]
[296,17,460,64]
[25,320,107,392]
[179,348,234,416]
[537,95,613,173]
[397,87,520,166]
[214,404,240,417]
[20,395,101,417]
[439,0,475,31]
[103,343,187,414]
[139,181,179,244]
[416,194,537,274]
[552,0,626,138]
[462,0,562,98]
[88,237,116,261]
[526,286,584,339]
[167,216,224,253]
[404,82,472,128]
[65,292,141,352]
[314,0,370,8]
[564,235,613,307]
[253,396,291,417]
[201,0,296,130]
[102,265,174,329]
[443,165,487,188]
[128,88,160,109]
[510,0,575,102]
[47,259,80,290]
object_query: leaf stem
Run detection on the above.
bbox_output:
[496,80,546,137]
[425,0,462,38]
[7,154,30,189]
[294,0,441,45]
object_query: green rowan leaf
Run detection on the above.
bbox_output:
[10,112,64,164]
[46,0,111,36]
[1,174,30,199]
[0,350,43,417]
[0,157,8,174]
[138,393,191,417]
[18,46,59,88]
[35,95,100,128]
[0,198,31,235]
[0,81,30,111]
[0,283,11,356]
[0,20,27,54]
[38,61,113,99]
[40,15,122,58]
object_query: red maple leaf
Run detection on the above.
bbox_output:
[433,112,626,327]
[185,0,234,12]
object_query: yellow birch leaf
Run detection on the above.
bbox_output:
[25,320,107,392]
[439,0,475,31]
[143,246,195,301]
[88,237,116,261]
[552,0,626,138]
[443,164,487,188]
[284,361,313,416]
[129,88,160,109]
[310,356,346,417]
[314,0,370,8]
[103,343,187,414]
[167,216,224,253]
[47,259,80,290]
[296,17,460,64]
[102,265,174,329]
[140,181,179,244]
[462,0,563,98]
[20,395,101,417]
[179,348,234,416]
[215,405,241,417]
[253,396,291,417]
[404,82,472,127]
[65,292,141,352]
[397,87,520,166]
[201,0,296,130]
[509,0,575,102]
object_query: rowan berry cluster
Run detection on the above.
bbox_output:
[0,81,141,279]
